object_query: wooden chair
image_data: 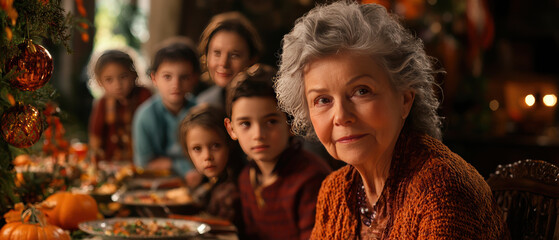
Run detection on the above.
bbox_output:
[487,159,559,240]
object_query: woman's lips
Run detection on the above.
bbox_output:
[336,134,367,143]
[216,72,232,78]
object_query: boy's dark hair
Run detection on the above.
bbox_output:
[225,64,278,118]
[149,42,201,75]
[94,50,138,83]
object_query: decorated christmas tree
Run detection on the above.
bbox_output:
[0,0,87,216]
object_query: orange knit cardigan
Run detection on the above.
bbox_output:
[311,131,510,239]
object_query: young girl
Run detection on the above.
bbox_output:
[179,104,244,227]
[196,11,263,109]
[88,49,152,162]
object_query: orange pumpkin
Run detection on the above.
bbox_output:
[0,222,70,240]
[40,191,99,230]
[0,205,70,240]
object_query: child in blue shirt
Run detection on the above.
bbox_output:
[132,41,201,185]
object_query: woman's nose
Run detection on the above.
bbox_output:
[218,55,230,68]
[334,99,356,126]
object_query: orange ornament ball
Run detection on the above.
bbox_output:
[41,192,100,230]
[0,104,43,148]
[6,40,53,91]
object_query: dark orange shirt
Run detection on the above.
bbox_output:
[311,131,510,239]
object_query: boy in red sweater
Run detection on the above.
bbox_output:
[225,65,331,240]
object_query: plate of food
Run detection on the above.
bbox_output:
[120,188,202,217]
[78,217,211,239]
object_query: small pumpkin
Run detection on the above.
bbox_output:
[40,191,100,230]
[0,205,70,240]
[0,222,71,240]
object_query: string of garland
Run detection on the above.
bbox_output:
[0,0,81,215]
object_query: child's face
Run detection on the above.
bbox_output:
[186,126,229,178]
[98,63,135,100]
[225,97,290,164]
[151,61,198,108]
[207,31,253,88]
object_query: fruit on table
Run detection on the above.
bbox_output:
[40,192,100,230]
[0,222,70,240]
[0,203,70,240]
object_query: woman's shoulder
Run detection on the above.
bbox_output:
[196,85,223,106]
[404,134,492,201]
[394,134,507,239]
[320,165,354,194]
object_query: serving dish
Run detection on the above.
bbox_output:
[120,188,202,217]
[78,217,211,239]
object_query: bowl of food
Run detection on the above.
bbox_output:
[78,217,211,239]
[120,187,201,217]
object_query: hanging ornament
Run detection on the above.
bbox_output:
[1,103,44,148]
[6,40,54,91]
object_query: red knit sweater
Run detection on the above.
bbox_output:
[311,132,510,239]
[239,141,332,240]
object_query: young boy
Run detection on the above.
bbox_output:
[132,40,201,185]
[225,64,332,240]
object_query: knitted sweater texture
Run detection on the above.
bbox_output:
[310,132,510,239]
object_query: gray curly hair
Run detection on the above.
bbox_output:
[275,1,443,140]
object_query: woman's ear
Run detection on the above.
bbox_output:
[402,90,415,119]
[224,118,238,140]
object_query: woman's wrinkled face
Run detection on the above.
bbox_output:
[303,52,414,167]
[98,63,136,100]
[207,31,253,87]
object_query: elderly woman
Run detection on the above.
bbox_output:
[275,2,509,239]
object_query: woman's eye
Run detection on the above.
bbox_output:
[354,87,370,96]
[211,143,221,149]
[192,146,201,152]
[239,121,250,127]
[231,53,240,58]
[163,74,172,80]
[213,51,221,57]
[314,97,331,106]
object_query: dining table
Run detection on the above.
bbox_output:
[80,163,240,240]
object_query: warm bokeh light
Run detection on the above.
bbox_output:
[525,94,536,107]
[543,94,557,107]
[489,99,499,111]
